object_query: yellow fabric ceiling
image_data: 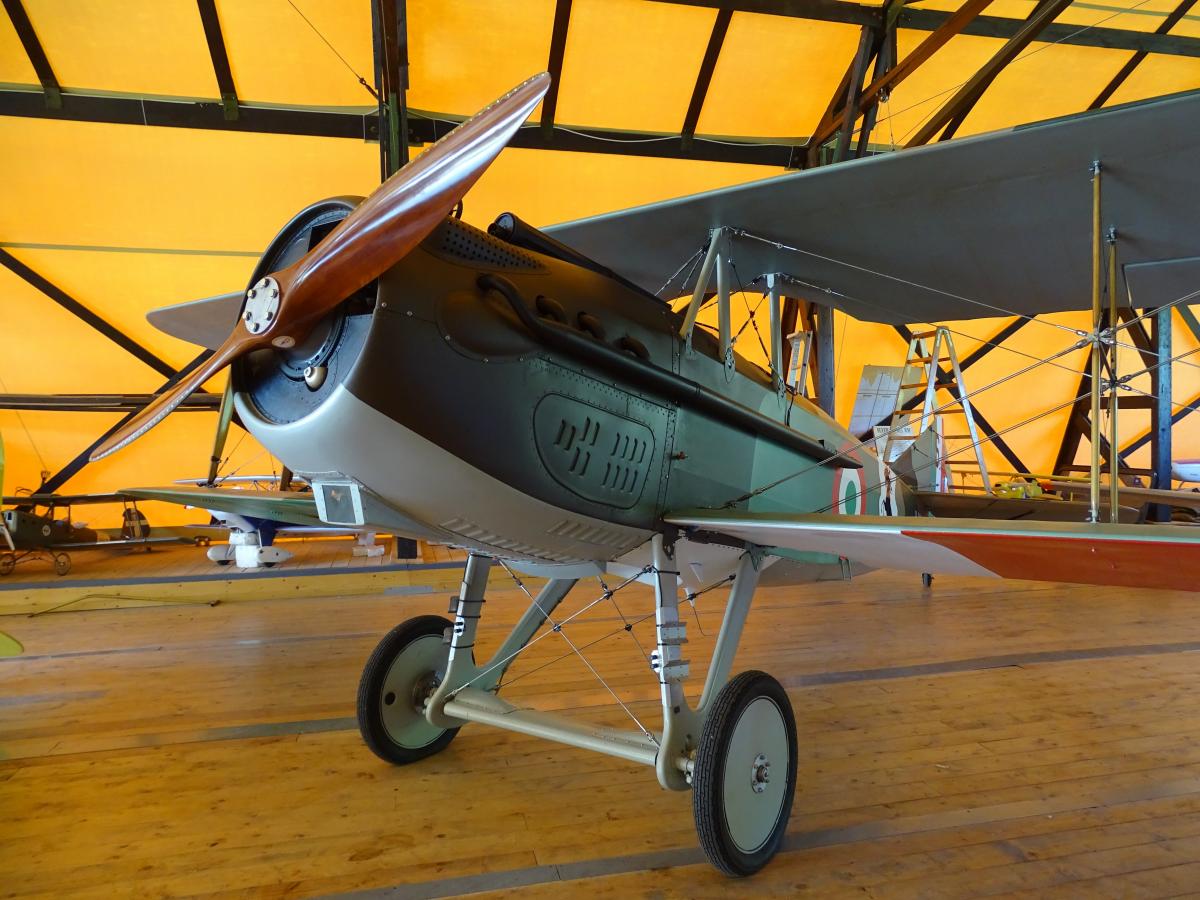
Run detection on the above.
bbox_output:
[1,0,1198,525]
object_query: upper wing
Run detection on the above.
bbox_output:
[123,486,325,528]
[666,510,1200,592]
[547,90,1200,324]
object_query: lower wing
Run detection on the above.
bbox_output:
[666,511,1200,592]
[123,486,325,529]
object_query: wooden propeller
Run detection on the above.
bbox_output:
[91,72,550,462]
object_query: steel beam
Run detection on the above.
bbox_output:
[807,34,873,166]
[855,14,895,157]
[1178,303,1200,345]
[865,0,994,113]
[541,0,573,137]
[911,8,1200,57]
[650,0,1200,57]
[937,0,1058,143]
[652,0,879,27]
[833,26,876,163]
[0,248,176,379]
[0,90,802,167]
[196,0,238,120]
[1090,0,1199,109]
[372,0,410,177]
[1122,390,1199,456]
[681,8,732,145]
[1,0,60,108]
[909,0,1073,146]
[813,0,995,151]
[38,351,213,494]
[1150,306,1173,520]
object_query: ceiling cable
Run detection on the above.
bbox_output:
[284,0,380,102]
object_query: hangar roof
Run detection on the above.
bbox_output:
[0,0,1197,502]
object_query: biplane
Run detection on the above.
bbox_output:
[0,432,184,576]
[89,75,1200,875]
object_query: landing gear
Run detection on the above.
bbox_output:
[0,548,70,576]
[922,572,933,588]
[206,531,292,569]
[692,671,797,876]
[357,615,460,764]
[356,538,793,877]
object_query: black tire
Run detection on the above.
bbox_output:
[922,572,934,588]
[357,615,460,765]
[693,670,797,877]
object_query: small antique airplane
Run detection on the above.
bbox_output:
[0,433,186,576]
[90,74,1200,875]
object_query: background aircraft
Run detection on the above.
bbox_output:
[2,431,185,575]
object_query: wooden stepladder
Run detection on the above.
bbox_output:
[883,327,992,494]
[785,330,814,396]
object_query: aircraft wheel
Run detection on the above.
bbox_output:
[53,553,72,576]
[216,559,232,567]
[357,615,460,765]
[0,554,13,576]
[692,670,796,877]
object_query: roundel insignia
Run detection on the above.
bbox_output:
[833,467,865,515]
[41,524,51,537]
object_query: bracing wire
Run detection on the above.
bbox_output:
[0,371,49,478]
[284,0,380,102]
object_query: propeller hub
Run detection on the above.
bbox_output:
[243,276,282,336]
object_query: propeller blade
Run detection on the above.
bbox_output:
[275,72,550,320]
[92,329,254,460]
[90,72,550,462]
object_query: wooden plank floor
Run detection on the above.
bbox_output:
[5,569,1200,898]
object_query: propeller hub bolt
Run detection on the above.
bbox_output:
[243,276,281,336]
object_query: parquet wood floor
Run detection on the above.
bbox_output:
[4,568,1200,898]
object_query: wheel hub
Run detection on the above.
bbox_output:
[750,753,771,794]
[411,671,441,712]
